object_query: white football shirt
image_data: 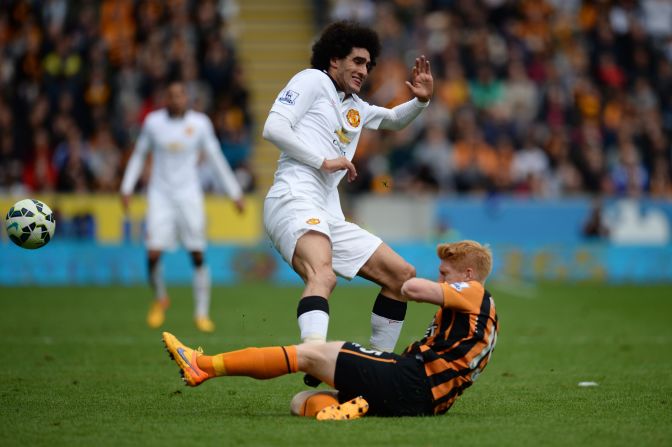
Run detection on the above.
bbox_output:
[120,109,242,200]
[266,69,394,218]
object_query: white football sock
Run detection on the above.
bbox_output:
[298,310,329,343]
[370,313,405,352]
[193,265,211,318]
[149,261,167,300]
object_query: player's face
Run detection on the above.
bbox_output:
[331,47,371,95]
[438,259,470,284]
[166,83,188,116]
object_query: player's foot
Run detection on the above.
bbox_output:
[304,374,322,387]
[194,316,215,333]
[162,332,210,386]
[147,298,170,329]
[316,396,369,421]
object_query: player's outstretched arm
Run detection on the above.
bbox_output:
[374,56,433,131]
[403,278,482,313]
[400,278,444,306]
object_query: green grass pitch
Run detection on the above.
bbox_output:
[1,282,671,446]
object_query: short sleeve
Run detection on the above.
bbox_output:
[440,281,484,313]
[270,70,325,126]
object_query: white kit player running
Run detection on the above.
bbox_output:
[121,81,245,332]
[262,21,434,371]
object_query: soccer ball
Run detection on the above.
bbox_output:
[5,198,56,249]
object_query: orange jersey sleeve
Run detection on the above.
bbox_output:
[439,281,485,313]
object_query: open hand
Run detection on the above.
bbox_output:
[405,55,433,102]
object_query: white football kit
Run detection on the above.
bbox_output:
[121,109,243,251]
[263,69,428,278]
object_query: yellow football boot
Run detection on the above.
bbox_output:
[147,298,170,329]
[316,396,369,421]
[194,316,215,333]
[162,332,210,386]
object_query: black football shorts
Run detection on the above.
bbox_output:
[334,342,434,417]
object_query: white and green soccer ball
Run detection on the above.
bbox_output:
[5,198,56,249]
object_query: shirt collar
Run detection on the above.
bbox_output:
[322,70,347,101]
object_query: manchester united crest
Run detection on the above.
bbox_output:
[346,109,360,128]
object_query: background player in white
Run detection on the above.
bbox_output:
[120,81,245,332]
[262,21,434,364]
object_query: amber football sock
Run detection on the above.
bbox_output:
[196,346,298,380]
[300,393,340,417]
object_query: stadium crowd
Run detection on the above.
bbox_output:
[0,0,254,195]
[1,0,671,199]
[331,0,672,198]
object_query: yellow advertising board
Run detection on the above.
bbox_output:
[0,194,262,243]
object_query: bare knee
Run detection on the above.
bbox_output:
[386,261,416,293]
[304,265,337,294]
[297,344,327,372]
[401,262,416,282]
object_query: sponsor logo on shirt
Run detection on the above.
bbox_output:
[334,128,351,144]
[278,89,300,105]
[450,281,470,292]
[346,109,360,127]
[306,218,320,225]
[185,126,194,136]
[168,142,183,152]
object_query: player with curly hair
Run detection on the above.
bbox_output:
[261,21,434,364]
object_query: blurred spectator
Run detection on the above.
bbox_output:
[88,124,121,192]
[22,128,57,193]
[609,138,649,197]
[54,125,93,192]
[452,126,497,193]
[469,64,504,111]
[582,199,610,240]
[510,130,550,196]
[413,123,454,191]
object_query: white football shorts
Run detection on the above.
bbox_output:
[264,195,382,280]
[145,190,206,251]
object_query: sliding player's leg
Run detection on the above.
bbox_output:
[162,334,371,419]
[161,332,344,386]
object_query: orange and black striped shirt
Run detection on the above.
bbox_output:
[402,280,498,415]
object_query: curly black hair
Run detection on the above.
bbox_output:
[310,21,381,71]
